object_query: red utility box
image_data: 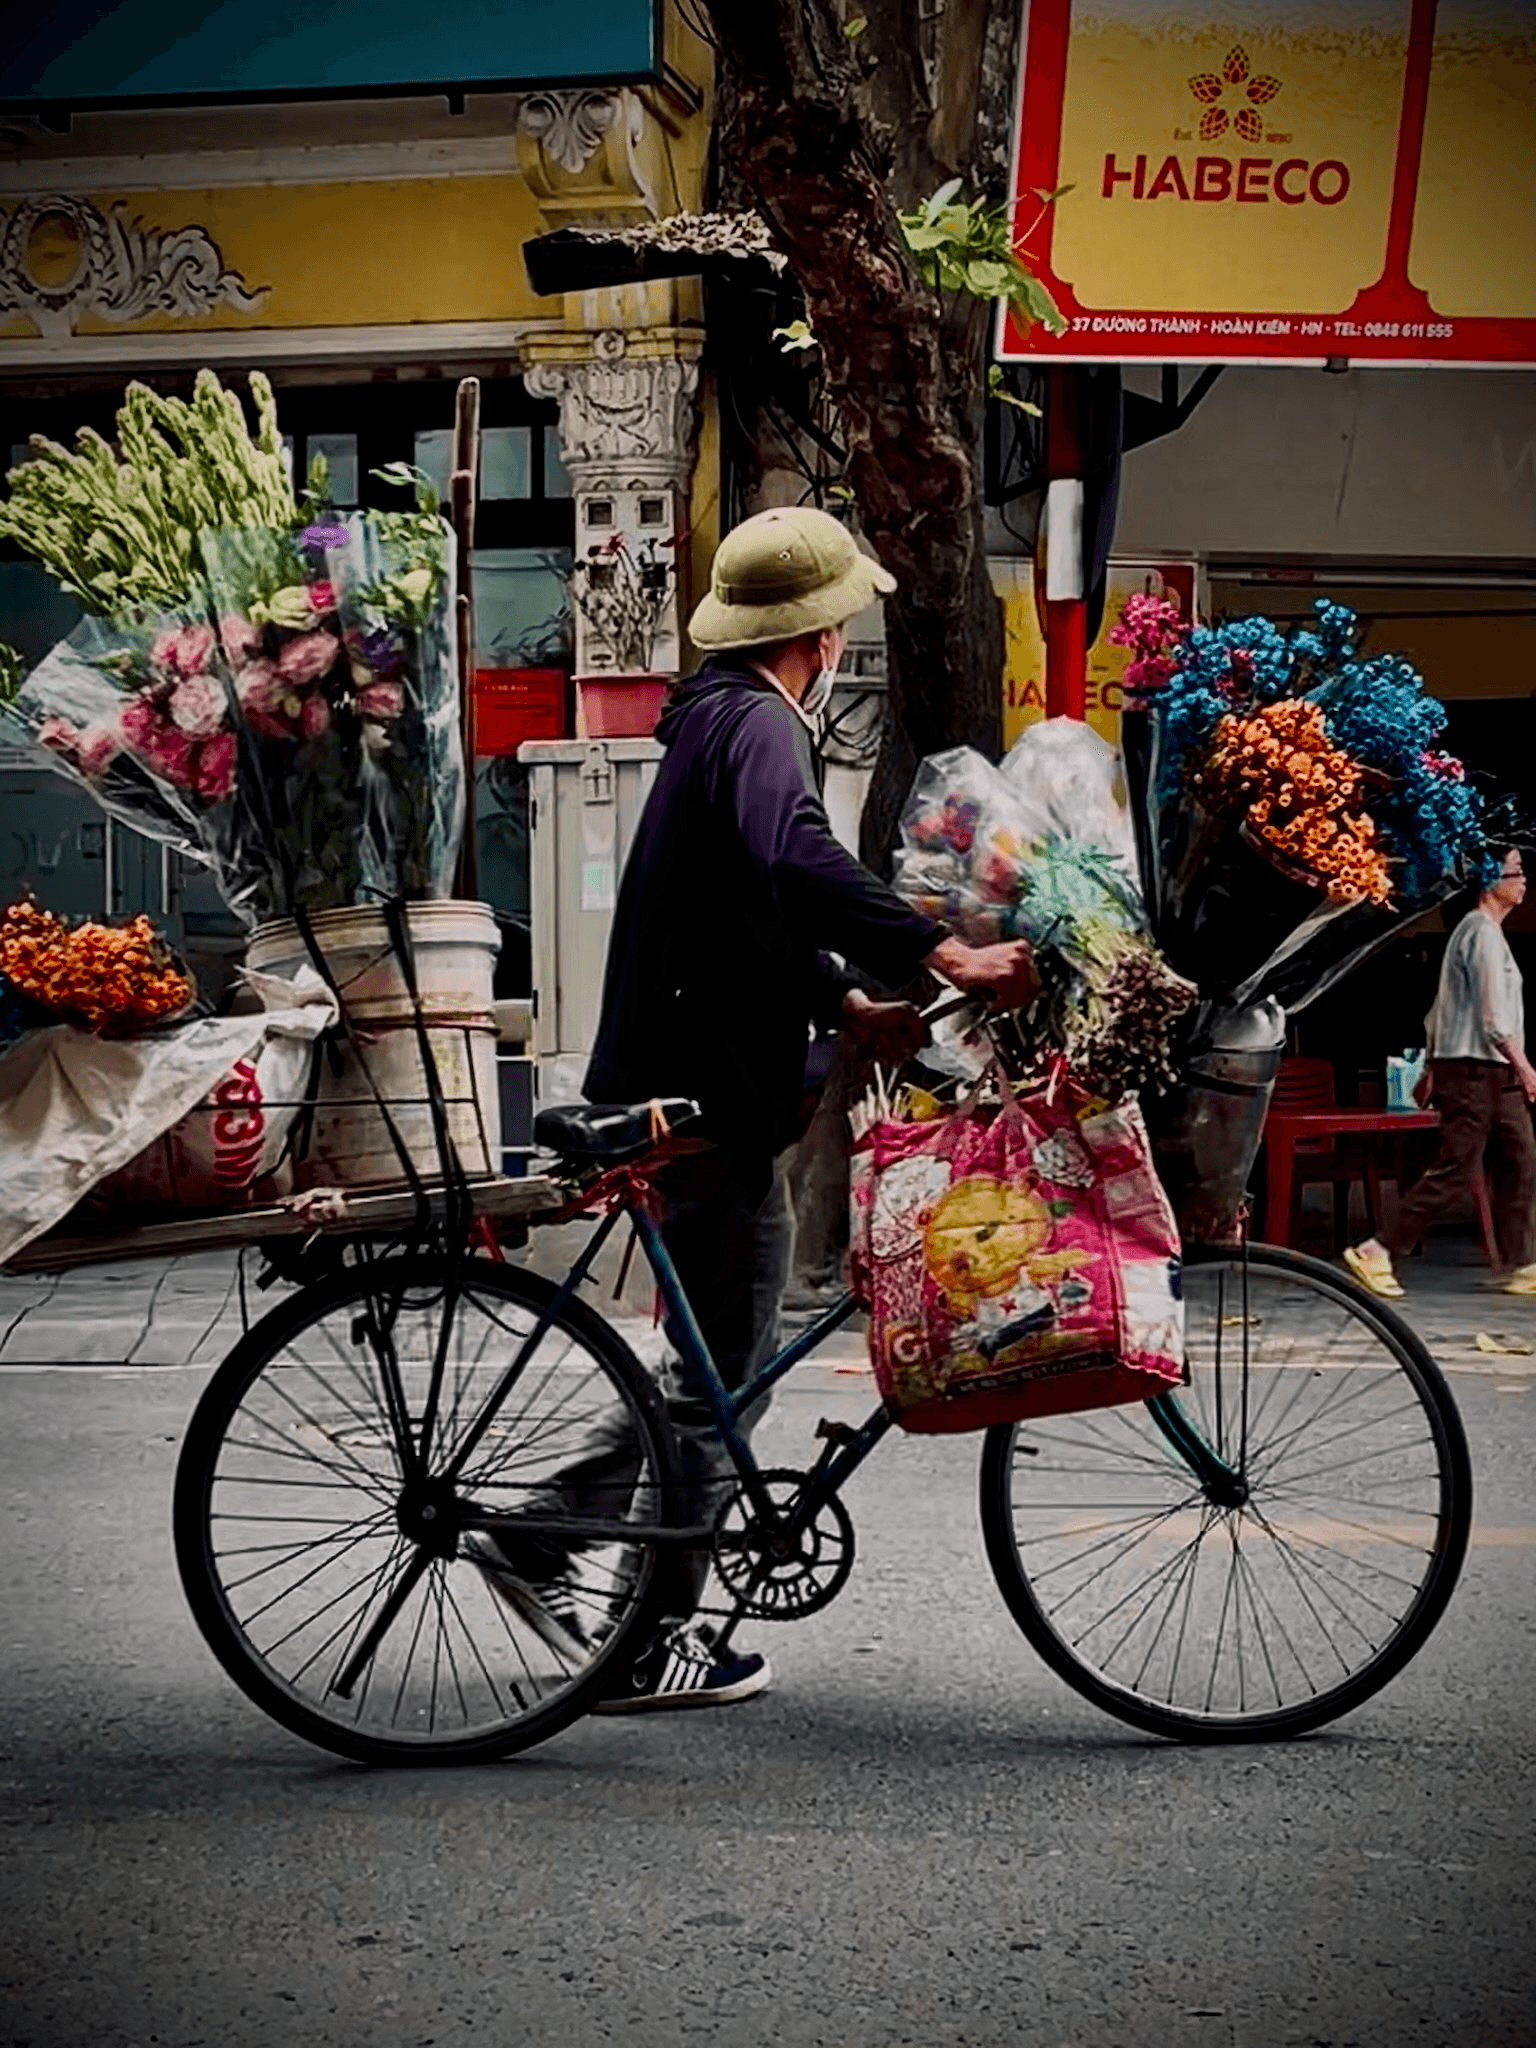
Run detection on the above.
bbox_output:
[471,668,569,754]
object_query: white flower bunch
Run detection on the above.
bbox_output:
[0,370,297,620]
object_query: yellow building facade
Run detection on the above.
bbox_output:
[0,5,720,686]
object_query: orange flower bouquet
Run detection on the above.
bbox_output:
[0,899,194,1035]
[1197,699,1393,906]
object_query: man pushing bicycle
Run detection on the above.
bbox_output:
[471,506,1036,1709]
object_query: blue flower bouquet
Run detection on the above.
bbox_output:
[1114,595,1504,1014]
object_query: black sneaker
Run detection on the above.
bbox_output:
[590,1624,772,1715]
[463,1532,589,1668]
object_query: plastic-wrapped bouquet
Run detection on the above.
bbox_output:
[893,723,1197,1101]
[1112,594,1501,1012]
[0,379,462,929]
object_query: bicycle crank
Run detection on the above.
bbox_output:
[712,1469,856,1620]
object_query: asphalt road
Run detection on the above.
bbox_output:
[2,1351,1533,2048]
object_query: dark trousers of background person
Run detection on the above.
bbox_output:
[1381,1058,1536,1268]
[514,1144,793,1625]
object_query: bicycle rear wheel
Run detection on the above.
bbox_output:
[175,1255,678,1765]
[980,1243,1472,1741]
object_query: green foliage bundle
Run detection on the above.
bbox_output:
[0,371,297,621]
[897,180,1065,333]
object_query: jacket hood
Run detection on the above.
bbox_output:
[654,659,773,749]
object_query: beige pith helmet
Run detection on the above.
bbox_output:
[687,505,898,650]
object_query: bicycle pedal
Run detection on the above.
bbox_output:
[815,1417,857,1448]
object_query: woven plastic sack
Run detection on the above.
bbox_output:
[849,1075,1183,1433]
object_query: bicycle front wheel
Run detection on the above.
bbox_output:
[175,1255,678,1765]
[980,1243,1472,1741]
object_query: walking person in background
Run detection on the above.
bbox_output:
[1345,847,1536,1299]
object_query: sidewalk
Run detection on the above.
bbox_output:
[0,1226,1531,1378]
[1365,1237,1536,1376]
[0,1236,873,1377]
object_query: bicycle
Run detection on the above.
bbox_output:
[172,1086,1473,1766]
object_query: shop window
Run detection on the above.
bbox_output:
[416,426,538,506]
[544,425,572,499]
[413,428,453,505]
[480,426,530,502]
[305,432,359,506]
[472,547,572,668]
[0,560,81,667]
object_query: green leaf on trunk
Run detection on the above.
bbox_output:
[988,365,1043,416]
[1016,272,1068,334]
[923,177,965,225]
[773,319,817,352]
[966,259,1014,295]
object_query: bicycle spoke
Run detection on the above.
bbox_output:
[983,1249,1470,1737]
[178,1259,671,1761]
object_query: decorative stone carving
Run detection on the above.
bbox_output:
[515,90,621,175]
[514,86,659,228]
[525,340,700,495]
[0,195,267,340]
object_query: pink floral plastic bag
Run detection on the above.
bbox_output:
[849,1078,1184,1433]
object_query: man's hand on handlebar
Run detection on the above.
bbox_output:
[841,987,929,1067]
[923,935,1038,1013]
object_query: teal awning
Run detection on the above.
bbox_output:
[0,0,659,107]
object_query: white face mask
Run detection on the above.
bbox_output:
[801,663,837,722]
[801,634,843,723]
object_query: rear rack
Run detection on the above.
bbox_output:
[5,1173,565,1275]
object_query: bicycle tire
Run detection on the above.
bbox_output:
[979,1242,1472,1742]
[175,1254,679,1765]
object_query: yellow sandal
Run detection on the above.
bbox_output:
[1343,1244,1405,1299]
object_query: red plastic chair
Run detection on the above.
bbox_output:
[1265,1059,1383,1248]
[1267,1057,1498,1263]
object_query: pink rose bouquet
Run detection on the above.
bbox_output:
[10,612,248,900]
[6,502,460,927]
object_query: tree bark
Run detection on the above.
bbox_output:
[701,0,1019,866]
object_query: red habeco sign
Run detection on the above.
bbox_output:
[999,0,1536,367]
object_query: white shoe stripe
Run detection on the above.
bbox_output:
[657,1650,709,1695]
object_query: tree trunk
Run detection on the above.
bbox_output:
[702,0,1017,866]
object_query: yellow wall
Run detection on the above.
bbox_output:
[0,176,551,341]
[0,2,718,346]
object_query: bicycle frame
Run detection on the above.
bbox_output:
[626,1195,1246,1532]
[361,1163,1244,1601]
[626,1200,897,1525]
[330,1180,1251,1696]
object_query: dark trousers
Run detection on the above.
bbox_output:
[1383,1059,1536,1268]
[651,1147,793,1612]
[516,1145,793,1624]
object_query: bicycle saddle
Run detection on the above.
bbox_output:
[534,1098,702,1160]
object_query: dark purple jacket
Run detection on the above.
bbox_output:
[584,659,943,1151]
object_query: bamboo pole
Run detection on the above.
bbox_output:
[449,377,482,900]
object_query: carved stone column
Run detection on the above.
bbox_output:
[526,331,701,680]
